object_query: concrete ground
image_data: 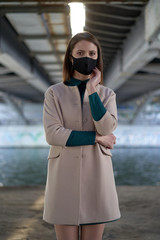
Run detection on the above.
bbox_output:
[0,186,160,240]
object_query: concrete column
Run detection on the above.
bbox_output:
[0,92,29,124]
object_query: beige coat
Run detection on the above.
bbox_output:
[43,82,121,225]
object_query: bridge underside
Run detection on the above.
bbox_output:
[0,0,160,120]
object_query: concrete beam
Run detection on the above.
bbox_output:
[85,7,135,21]
[19,34,71,40]
[0,66,11,75]
[145,0,160,42]
[39,13,63,66]
[30,51,65,55]
[96,36,122,43]
[40,61,62,65]
[0,4,69,14]
[131,73,160,82]
[84,26,127,37]
[0,92,29,125]
[141,64,160,74]
[156,51,160,58]
[99,41,120,49]
[0,1,147,7]
[104,0,160,91]
[129,93,152,124]
[0,17,50,93]
[86,18,130,30]
[0,75,24,82]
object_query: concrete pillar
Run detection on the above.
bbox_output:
[0,92,30,124]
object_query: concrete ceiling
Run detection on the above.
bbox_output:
[0,1,71,102]
[1,0,160,105]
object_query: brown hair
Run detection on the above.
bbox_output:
[63,31,103,84]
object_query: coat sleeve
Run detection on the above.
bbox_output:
[93,90,118,135]
[43,87,72,146]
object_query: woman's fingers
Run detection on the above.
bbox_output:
[110,134,116,144]
[108,135,116,148]
[91,68,101,80]
[95,134,116,148]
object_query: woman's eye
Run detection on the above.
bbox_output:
[90,52,96,56]
[77,52,83,56]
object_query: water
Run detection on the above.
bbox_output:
[112,147,160,186]
[0,148,48,186]
[0,147,160,186]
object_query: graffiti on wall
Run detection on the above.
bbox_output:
[1,125,160,147]
[0,126,48,147]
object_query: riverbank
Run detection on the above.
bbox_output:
[0,186,160,240]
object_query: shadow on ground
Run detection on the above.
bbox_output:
[0,186,160,240]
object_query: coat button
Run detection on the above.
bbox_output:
[83,118,88,123]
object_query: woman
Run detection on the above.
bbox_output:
[43,31,121,240]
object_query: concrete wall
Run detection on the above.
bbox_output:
[114,125,160,147]
[0,125,160,147]
[0,125,47,147]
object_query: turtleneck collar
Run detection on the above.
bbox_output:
[66,77,89,86]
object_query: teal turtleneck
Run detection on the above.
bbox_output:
[66,77,89,107]
[66,77,107,146]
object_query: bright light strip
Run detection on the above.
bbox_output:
[69,2,85,36]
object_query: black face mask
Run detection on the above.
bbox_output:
[72,56,97,75]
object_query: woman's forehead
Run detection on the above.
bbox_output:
[73,40,97,51]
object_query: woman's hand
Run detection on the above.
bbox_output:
[86,68,101,95]
[95,133,116,149]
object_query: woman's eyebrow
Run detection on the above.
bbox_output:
[76,49,96,52]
